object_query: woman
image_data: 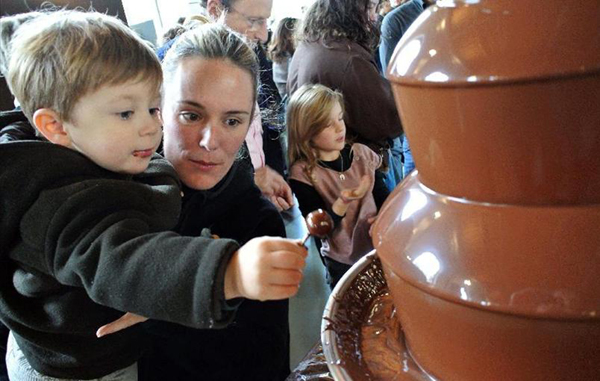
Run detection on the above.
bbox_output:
[287,0,404,191]
[100,24,292,380]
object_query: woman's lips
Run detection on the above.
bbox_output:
[189,159,220,170]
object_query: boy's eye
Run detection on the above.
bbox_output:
[118,111,134,120]
[149,107,161,116]
[180,112,200,123]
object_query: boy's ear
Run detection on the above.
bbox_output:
[32,108,71,147]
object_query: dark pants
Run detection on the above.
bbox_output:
[323,256,352,290]
[0,322,9,381]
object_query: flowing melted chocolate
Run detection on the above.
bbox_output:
[324,256,434,380]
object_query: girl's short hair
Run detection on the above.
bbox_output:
[162,23,259,111]
[6,10,162,123]
[287,83,344,184]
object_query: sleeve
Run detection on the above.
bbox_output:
[289,179,343,227]
[19,180,241,329]
[341,51,403,144]
[379,12,402,74]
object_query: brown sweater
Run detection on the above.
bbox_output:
[287,38,403,154]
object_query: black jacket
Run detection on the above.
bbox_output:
[141,160,290,381]
[0,111,240,379]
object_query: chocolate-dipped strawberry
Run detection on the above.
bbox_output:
[301,209,334,247]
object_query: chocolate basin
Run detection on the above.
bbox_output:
[372,173,600,380]
[387,0,600,205]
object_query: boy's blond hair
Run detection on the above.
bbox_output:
[6,10,162,123]
[287,83,345,185]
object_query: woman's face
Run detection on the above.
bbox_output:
[162,57,254,190]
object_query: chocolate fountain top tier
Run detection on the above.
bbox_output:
[388,0,600,87]
[387,0,600,205]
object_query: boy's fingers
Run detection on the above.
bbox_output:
[263,284,301,300]
[96,313,147,338]
[270,251,306,270]
[267,269,303,286]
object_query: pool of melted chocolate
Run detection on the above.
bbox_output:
[322,253,434,381]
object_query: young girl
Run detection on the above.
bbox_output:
[288,84,390,289]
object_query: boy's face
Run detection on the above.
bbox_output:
[62,81,163,174]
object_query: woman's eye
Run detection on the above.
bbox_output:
[225,118,242,127]
[118,111,134,120]
[180,112,200,123]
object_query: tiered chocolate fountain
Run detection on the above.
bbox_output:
[323,0,600,380]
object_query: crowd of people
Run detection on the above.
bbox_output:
[0,0,423,379]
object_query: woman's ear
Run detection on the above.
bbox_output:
[32,108,71,147]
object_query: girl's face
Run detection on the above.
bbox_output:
[311,101,346,161]
[162,57,254,190]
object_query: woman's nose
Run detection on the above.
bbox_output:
[198,125,217,152]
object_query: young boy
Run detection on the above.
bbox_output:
[0,10,306,380]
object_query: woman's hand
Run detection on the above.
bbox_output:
[224,237,307,301]
[96,313,147,338]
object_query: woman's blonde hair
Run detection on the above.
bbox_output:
[6,9,162,123]
[162,23,259,113]
[287,83,344,185]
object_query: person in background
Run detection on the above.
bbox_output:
[287,84,389,289]
[379,0,432,177]
[287,0,404,193]
[267,17,298,99]
[156,15,209,62]
[207,0,294,211]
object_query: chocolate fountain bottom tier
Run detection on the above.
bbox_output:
[382,269,600,381]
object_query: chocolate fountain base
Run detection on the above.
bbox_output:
[321,252,434,381]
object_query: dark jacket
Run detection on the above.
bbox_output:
[379,0,425,73]
[256,45,287,177]
[141,160,290,381]
[0,112,240,379]
[287,38,403,154]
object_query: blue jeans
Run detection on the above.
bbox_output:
[402,135,415,177]
[383,137,404,191]
[6,333,138,381]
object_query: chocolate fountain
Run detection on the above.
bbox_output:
[323,0,600,380]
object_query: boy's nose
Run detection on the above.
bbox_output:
[140,115,162,136]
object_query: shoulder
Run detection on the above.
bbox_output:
[352,143,382,168]
[289,161,312,184]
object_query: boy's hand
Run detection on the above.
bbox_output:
[96,312,147,338]
[225,237,307,301]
